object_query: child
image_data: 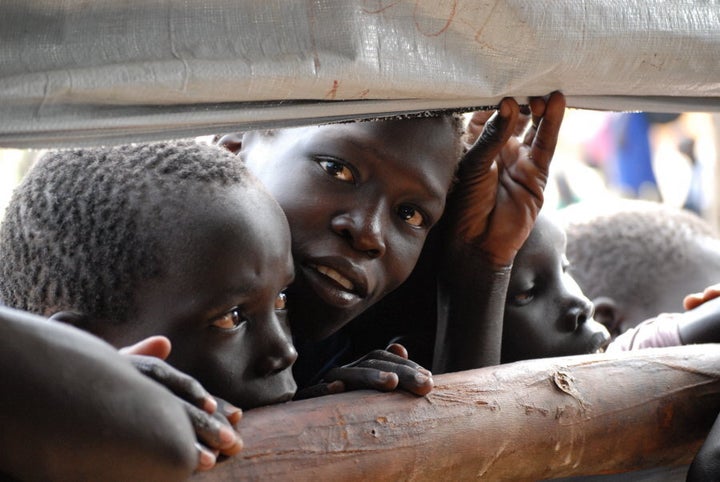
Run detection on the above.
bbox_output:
[218,92,567,388]
[501,212,611,363]
[0,142,297,411]
[502,209,720,362]
[560,199,720,338]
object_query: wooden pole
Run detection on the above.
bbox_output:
[195,345,720,481]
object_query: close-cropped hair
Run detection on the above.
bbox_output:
[0,141,249,322]
[560,199,719,308]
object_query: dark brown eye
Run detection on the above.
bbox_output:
[510,290,534,307]
[397,204,424,227]
[275,292,287,310]
[317,158,354,182]
[211,308,246,330]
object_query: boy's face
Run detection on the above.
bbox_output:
[239,117,458,342]
[124,184,297,409]
[502,215,610,363]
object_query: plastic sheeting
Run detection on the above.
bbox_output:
[1,0,719,148]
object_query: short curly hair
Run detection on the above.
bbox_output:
[560,199,720,310]
[0,141,249,322]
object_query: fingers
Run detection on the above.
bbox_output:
[684,283,720,310]
[128,355,217,414]
[195,443,217,472]
[119,335,172,360]
[463,97,520,174]
[333,348,434,396]
[464,109,494,146]
[385,342,409,359]
[215,397,243,426]
[184,402,243,457]
[324,366,400,392]
[516,104,532,137]
[527,91,566,172]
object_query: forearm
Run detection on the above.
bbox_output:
[433,243,511,373]
[0,306,196,481]
[678,296,720,345]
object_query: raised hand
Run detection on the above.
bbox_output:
[446,92,566,268]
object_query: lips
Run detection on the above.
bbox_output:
[589,330,611,353]
[313,264,354,291]
[301,257,370,307]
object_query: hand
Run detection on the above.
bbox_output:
[294,343,433,399]
[446,92,566,268]
[684,283,720,311]
[120,336,243,471]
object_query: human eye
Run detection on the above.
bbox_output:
[210,307,247,331]
[274,291,287,311]
[316,156,356,183]
[397,204,426,228]
[510,288,534,307]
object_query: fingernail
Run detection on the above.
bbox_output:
[418,368,432,377]
[219,425,237,445]
[203,396,217,414]
[415,373,429,384]
[223,403,243,425]
[499,100,511,117]
[196,444,216,470]
[222,401,241,415]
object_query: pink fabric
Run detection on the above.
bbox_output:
[605,313,683,353]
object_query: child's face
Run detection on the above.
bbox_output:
[240,118,458,342]
[502,215,610,363]
[122,184,297,409]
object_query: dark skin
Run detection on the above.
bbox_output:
[220,92,565,390]
[502,213,610,363]
[77,184,297,408]
[232,117,459,395]
[55,183,296,467]
[436,92,567,372]
[0,305,196,481]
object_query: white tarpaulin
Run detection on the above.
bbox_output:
[1,0,719,147]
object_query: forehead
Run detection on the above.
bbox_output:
[278,117,459,194]
[150,182,290,266]
[517,215,567,265]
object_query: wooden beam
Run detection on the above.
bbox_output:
[196,345,720,481]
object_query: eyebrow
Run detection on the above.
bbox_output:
[343,136,449,207]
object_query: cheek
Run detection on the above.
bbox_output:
[175,339,254,401]
[383,236,425,288]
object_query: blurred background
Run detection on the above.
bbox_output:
[1,109,719,230]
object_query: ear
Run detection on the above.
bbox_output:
[591,296,621,334]
[215,132,244,154]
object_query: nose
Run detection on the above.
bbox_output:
[331,202,387,258]
[256,312,298,377]
[559,295,594,333]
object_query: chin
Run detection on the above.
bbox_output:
[243,376,298,410]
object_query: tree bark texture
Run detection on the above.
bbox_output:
[196,345,720,481]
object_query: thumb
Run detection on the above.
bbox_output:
[119,335,172,359]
